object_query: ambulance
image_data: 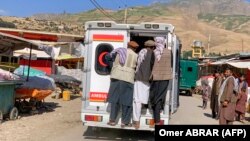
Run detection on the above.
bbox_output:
[81,21,181,131]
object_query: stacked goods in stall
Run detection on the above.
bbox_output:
[49,68,81,99]
[49,74,81,96]
[52,66,82,95]
[19,76,55,90]
[0,68,20,81]
[14,65,45,77]
[14,66,56,113]
[14,65,56,90]
[56,66,82,81]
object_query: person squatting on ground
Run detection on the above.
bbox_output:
[106,41,138,127]
[149,37,172,125]
[132,40,155,129]
[235,74,248,122]
[210,70,223,118]
[218,68,238,125]
[201,79,211,109]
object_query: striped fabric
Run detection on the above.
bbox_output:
[154,37,165,61]
[110,48,127,66]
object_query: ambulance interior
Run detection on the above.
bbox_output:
[130,34,153,53]
[129,32,168,114]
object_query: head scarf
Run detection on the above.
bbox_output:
[154,37,165,61]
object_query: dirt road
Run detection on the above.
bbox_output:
[0,95,249,141]
[0,95,82,141]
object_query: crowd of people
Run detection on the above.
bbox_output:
[105,37,172,129]
[202,68,249,124]
[101,37,249,128]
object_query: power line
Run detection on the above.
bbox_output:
[90,0,116,20]
[89,0,119,21]
[118,0,127,7]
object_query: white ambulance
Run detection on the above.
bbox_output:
[81,21,181,131]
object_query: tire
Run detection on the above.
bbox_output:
[9,107,19,120]
[36,101,43,109]
[0,110,3,123]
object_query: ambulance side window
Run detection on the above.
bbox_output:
[95,43,113,75]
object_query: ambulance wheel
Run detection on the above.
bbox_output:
[9,107,18,120]
[0,111,3,123]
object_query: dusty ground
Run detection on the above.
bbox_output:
[0,94,249,141]
[0,95,82,141]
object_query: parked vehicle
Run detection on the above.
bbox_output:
[81,21,181,131]
[179,59,198,96]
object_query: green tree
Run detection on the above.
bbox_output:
[0,21,16,28]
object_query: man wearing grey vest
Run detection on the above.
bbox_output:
[107,41,138,128]
[149,37,172,125]
[133,40,155,129]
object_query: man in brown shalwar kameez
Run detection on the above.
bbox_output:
[218,68,238,125]
[210,70,223,119]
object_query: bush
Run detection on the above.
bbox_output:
[0,21,16,28]
[182,50,193,59]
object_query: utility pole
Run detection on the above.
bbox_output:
[207,33,211,55]
[242,39,244,52]
[124,5,128,24]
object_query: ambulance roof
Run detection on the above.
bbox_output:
[85,21,174,33]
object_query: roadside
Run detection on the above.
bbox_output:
[0,95,82,141]
[188,94,250,125]
[0,94,249,141]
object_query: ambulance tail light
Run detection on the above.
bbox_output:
[85,115,103,122]
[146,119,164,125]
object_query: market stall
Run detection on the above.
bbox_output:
[0,32,55,116]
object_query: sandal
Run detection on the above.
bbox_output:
[121,123,132,128]
[240,120,245,123]
[107,121,116,126]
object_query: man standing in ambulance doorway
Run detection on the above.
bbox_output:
[133,40,155,129]
[218,68,238,125]
[149,37,172,126]
[107,41,138,128]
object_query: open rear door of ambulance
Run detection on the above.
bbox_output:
[81,21,129,128]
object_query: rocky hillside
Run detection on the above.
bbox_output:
[168,0,250,15]
[198,14,250,34]
[0,16,84,35]
[0,0,250,54]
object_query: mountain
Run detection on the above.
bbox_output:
[0,16,84,35]
[168,0,250,15]
[1,0,250,54]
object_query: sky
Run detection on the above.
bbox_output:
[0,0,153,17]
